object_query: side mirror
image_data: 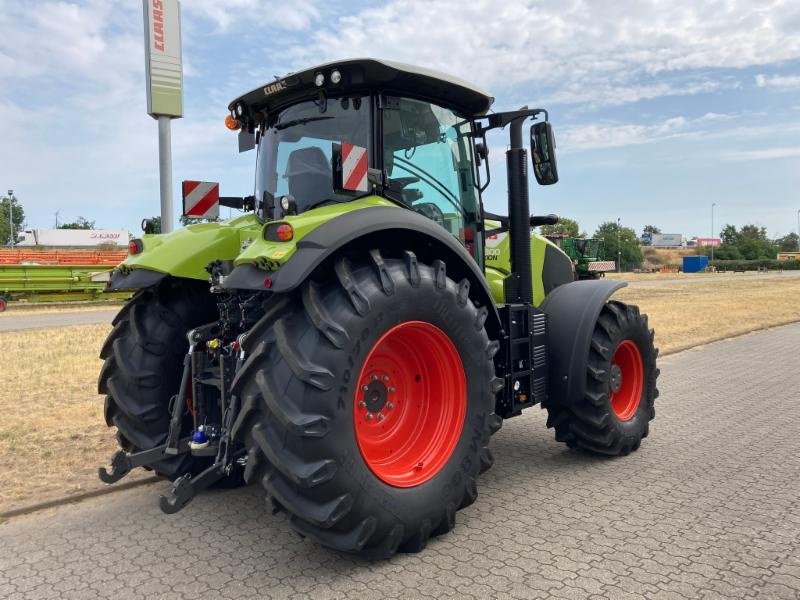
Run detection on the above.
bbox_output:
[530,121,558,185]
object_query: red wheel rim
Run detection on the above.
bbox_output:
[353,321,466,488]
[609,339,644,421]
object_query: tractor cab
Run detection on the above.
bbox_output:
[228,59,492,255]
[224,59,557,272]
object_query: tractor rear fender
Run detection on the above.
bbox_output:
[540,280,627,406]
[223,206,503,338]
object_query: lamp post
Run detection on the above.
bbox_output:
[6,189,14,248]
[617,217,621,273]
[711,203,716,262]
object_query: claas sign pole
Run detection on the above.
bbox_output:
[143,0,183,233]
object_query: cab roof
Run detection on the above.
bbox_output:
[229,58,494,120]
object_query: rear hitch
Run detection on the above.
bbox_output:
[157,444,245,514]
[98,438,192,484]
[158,461,226,514]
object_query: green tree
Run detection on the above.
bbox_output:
[179,215,221,227]
[776,232,799,252]
[58,216,95,230]
[0,195,26,245]
[642,224,661,236]
[696,244,741,260]
[540,216,581,238]
[146,216,162,233]
[594,221,643,271]
[720,224,739,246]
[737,224,776,259]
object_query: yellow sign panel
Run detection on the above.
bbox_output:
[143,0,183,118]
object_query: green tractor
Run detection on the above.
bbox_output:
[545,235,617,279]
[98,59,659,558]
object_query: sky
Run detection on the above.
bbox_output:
[1,0,799,240]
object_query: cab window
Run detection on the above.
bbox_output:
[382,97,481,259]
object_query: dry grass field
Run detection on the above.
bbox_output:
[0,324,149,514]
[615,277,800,355]
[1,275,799,513]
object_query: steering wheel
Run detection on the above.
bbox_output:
[387,176,420,190]
[413,202,445,227]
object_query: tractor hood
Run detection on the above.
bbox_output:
[119,214,263,282]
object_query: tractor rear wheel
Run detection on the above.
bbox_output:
[546,300,659,455]
[0,296,7,312]
[98,280,218,479]
[231,250,502,558]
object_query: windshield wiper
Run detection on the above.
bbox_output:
[275,116,334,131]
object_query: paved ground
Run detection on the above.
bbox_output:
[1,324,799,599]
[0,309,118,332]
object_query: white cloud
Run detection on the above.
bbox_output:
[560,116,690,151]
[183,0,319,32]
[722,146,800,161]
[755,73,800,89]
[287,0,800,107]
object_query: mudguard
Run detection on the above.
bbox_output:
[107,268,167,291]
[540,279,627,406]
[223,206,503,336]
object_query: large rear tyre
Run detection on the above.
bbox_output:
[98,280,218,479]
[231,250,502,558]
[545,300,659,455]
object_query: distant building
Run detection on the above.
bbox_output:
[692,237,721,248]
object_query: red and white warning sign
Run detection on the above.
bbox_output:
[182,180,220,219]
[588,260,616,272]
[341,142,369,192]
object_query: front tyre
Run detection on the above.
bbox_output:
[546,300,659,455]
[231,251,502,558]
[98,281,218,478]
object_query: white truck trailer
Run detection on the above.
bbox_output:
[650,233,683,248]
[17,229,129,247]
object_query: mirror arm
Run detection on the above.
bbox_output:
[477,108,548,133]
[484,212,559,229]
[219,196,255,211]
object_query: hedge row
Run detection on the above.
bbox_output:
[710,259,800,271]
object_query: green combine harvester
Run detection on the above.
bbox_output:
[97,59,659,558]
[545,235,616,279]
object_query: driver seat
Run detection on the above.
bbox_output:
[284,147,332,211]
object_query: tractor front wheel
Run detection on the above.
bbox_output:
[546,300,659,455]
[98,281,219,479]
[231,251,502,558]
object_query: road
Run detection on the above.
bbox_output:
[0,309,119,332]
[1,324,799,600]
